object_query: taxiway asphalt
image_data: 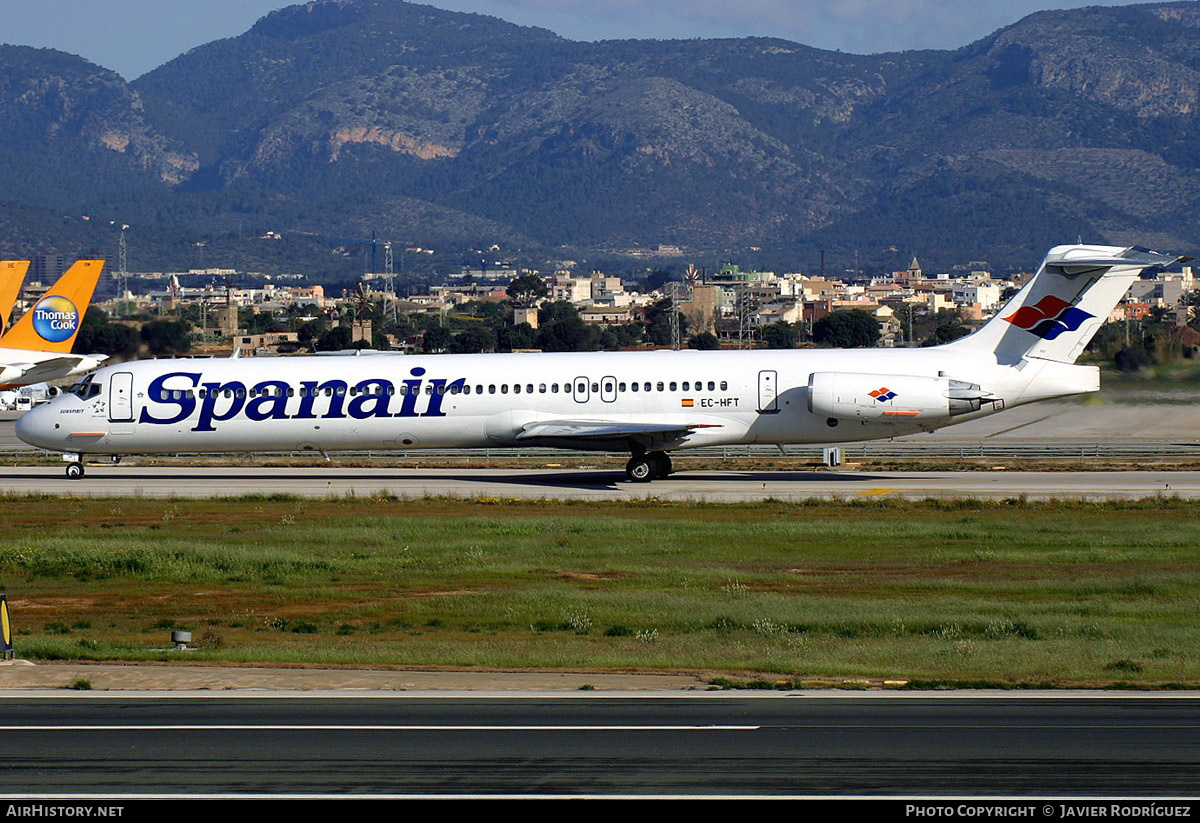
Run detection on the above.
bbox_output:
[0,694,1196,797]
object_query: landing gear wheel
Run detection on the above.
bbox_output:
[110,455,122,464]
[625,455,655,483]
[65,462,84,480]
[648,452,672,479]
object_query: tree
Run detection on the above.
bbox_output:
[923,311,970,346]
[315,325,352,351]
[506,273,548,308]
[644,299,687,346]
[497,323,537,352]
[140,319,192,355]
[811,310,880,348]
[604,323,644,349]
[240,307,281,334]
[687,332,720,350]
[537,301,580,325]
[74,310,140,358]
[450,325,497,353]
[422,326,453,353]
[1114,345,1152,372]
[536,316,597,352]
[296,318,326,349]
[760,321,797,349]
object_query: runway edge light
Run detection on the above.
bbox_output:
[1,593,13,660]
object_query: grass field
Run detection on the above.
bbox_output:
[1,494,1197,687]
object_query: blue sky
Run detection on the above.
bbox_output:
[0,0,1136,80]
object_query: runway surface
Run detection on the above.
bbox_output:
[1,464,1197,500]
[0,694,1196,797]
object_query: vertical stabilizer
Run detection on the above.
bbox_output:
[946,245,1186,365]
[0,261,30,337]
[0,260,105,353]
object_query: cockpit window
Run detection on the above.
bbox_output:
[68,376,101,400]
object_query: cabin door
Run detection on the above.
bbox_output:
[601,376,617,403]
[757,370,779,414]
[108,372,134,422]
[573,376,590,403]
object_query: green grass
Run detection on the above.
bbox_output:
[1,495,1198,685]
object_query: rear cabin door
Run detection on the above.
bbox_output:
[108,372,134,422]
[601,376,617,403]
[757,369,779,414]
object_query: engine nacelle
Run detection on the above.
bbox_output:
[808,372,996,422]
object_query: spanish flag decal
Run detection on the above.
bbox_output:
[681,398,694,407]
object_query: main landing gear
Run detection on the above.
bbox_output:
[65,461,85,480]
[625,451,672,483]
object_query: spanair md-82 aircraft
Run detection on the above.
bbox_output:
[0,260,109,390]
[16,245,1186,480]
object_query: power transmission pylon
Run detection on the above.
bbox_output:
[384,241,396,323]
[117,225,129,318]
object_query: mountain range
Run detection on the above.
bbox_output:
[2,0,1200,276]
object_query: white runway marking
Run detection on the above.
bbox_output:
[0,724,760,731]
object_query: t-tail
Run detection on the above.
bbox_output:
[0,260,104,353]
[0,261,30,338]
[946,245,1189,366]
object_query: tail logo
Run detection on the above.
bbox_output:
[31,295,80,343]
[869,387,897,402]
[1003,295,1094,341]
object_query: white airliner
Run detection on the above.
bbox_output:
[16,245,1185,480]
[0,260,109,390]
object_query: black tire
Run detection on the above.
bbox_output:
[625,455,655,483]
[648,451,672,478]
[65,462,84,480]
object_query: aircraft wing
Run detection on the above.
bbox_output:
[514,419,721,450]
[0,354,106,386]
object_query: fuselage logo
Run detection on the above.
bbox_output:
[31,295,80,343]
[138,368,466,432]
[869,387,896,402]
[1003,295,1093,341]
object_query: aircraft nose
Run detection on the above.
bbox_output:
[15,403,61,450]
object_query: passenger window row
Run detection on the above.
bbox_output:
[157,380,732,402]
[453,380,729,396]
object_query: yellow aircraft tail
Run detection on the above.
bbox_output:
[0,261,30,338]
[0,260,105,353]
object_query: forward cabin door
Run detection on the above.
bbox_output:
[757,369,779,414]
[108,372,134,422]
